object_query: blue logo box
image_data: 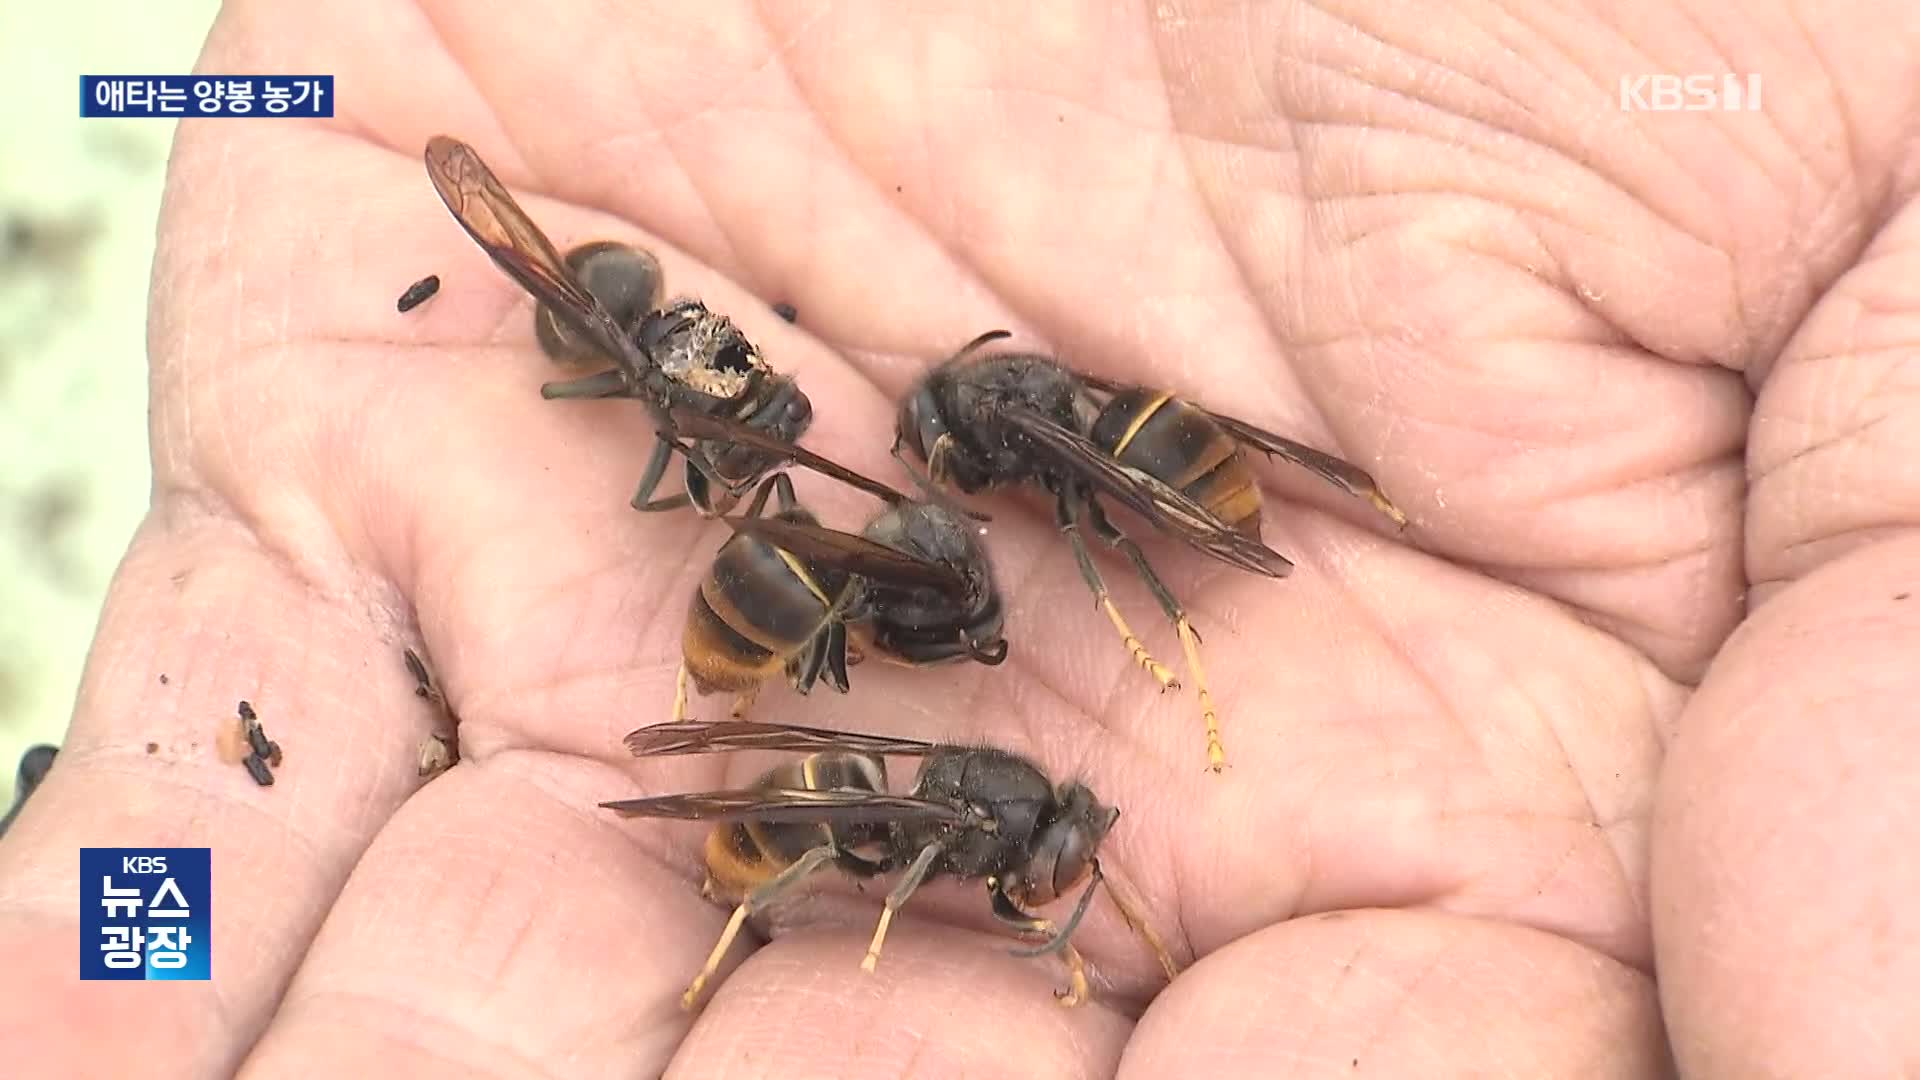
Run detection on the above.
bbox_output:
[79,848,211,980]
[81,75,333,118]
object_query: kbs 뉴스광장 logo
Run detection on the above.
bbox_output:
[79,848,211,980]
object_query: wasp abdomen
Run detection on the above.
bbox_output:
[687,535,846,690]
[1090,388,1263,537]
[682,589,781,693]
[702,753,890,900]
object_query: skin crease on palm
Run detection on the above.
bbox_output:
[1,0,1919,1076]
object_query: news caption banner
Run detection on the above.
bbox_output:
[80,75,332,118]
[80,849,211,980]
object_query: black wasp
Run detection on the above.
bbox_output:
[602,719,1178,1010]
[894,330,1408,771]
[423,135,812,516]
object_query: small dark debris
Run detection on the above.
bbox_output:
[158,673,169,685]
[0,211,101,270]
[406,648,461,779]
[145,742,158,754]
[772,301,797,323]
[18,745,57,791]
[235,700,278,783]
[397,274,441,313]
[417,733,458,778]
[2,217,27,259]
[1897,592,1910,601]
[1,744,60,838]
[404,647,444,707]
[403,647,428,687]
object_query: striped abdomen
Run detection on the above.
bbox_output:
[1087,387,1263,538]
[682,527,850,694]
[701,752,890,899]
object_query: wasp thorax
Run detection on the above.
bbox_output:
[654,303,766,400]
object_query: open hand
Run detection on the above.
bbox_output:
[4,3,1917,1077]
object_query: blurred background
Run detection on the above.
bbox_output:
[1,2,221,808]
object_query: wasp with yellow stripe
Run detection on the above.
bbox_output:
[602,719,1179,1010]
[670,424,1008,724]
[893,331,1408,771]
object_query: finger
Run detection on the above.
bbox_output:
[236,756,717,1078]
[0,521,440,1077]
[386,0,1037,359]
[1655,195,1920,1078]
[1653,540,1920,1077]
[668,922,1132,1079]
[1120,909,1668,1079]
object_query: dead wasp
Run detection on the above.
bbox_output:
[601,719,1178,1010]
[894,330,1407,771]
[423,135,813,516]
[673,444,1007,725]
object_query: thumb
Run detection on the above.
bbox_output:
[1652,193,1920,1077]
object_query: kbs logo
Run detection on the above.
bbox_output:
[1619,74,1763,112]
[80,848,211,980]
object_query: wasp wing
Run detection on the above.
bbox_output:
[624,719,939,758]
[1205,413,1407,528]
[600,787,965,825]
[1001,407,1295,578]
[665,408,914,506]
[1075,373,1406,529]
[720,516,970,594]
[423,135,640,374]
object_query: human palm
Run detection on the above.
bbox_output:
[6,2,1919,1077]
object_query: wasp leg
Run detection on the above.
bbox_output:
[822,621,853,692]
[861,841,943,974]
[673,434,768,518]
[1085,499,1224,771]
[925,432,955,486]
[681,842,838,1010]
[988,879,1090,1007]
[788,632,831,697]
[539,367,631,400]
[729,684,761,719]
[889,433,946,502]
[671,663,693,724]
[629,437,694,513]
[887,431,993,523]
[1101,868,1181,982]
[1056,492,1180,692]
[768,472,800,515]
[736,471,793,519]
